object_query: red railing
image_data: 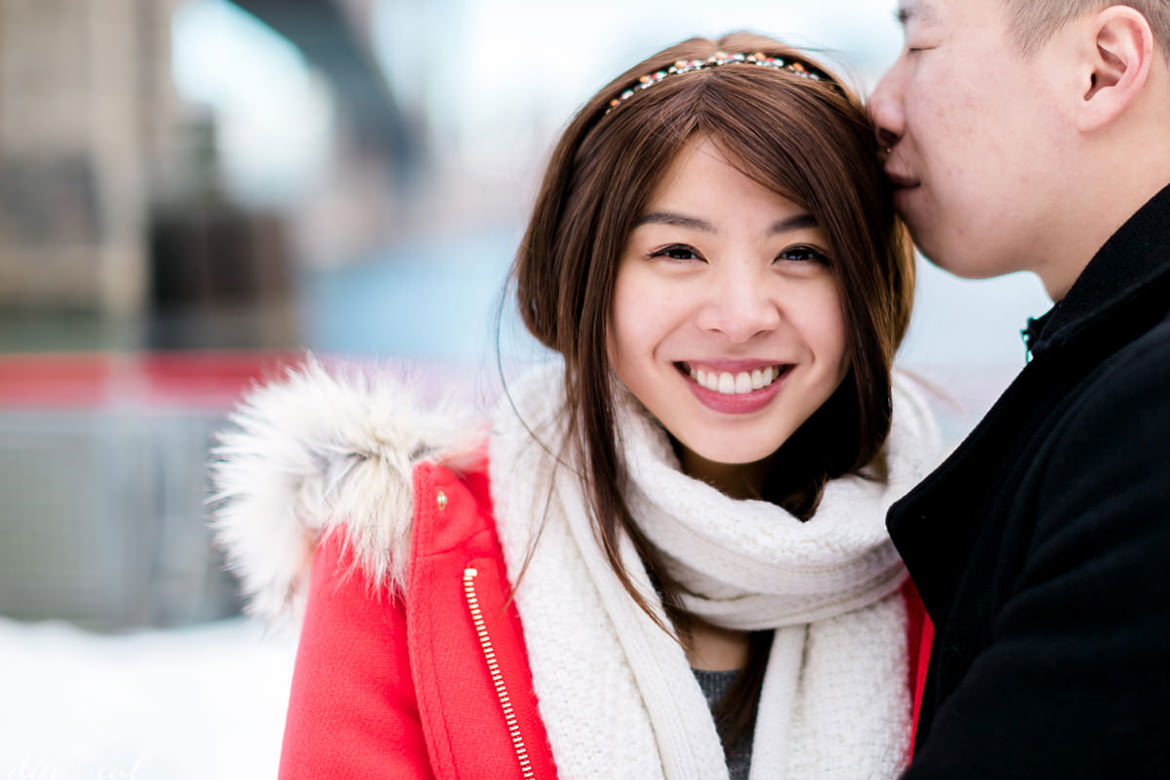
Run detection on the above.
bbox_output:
[0,351,303,410]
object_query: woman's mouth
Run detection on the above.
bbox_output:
[676,362,791,395]
[674,361,792,414]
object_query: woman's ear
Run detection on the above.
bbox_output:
[1077,5,1155,131]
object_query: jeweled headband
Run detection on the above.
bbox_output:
[604,50,834,116]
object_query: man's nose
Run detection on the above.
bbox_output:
[868,66,905,150]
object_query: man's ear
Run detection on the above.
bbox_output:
[1078,5,1155,131]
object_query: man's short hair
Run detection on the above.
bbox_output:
[1003,1,1170,56]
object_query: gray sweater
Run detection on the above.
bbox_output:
[692,668,752,780]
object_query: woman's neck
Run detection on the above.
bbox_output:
[675,445,773,501]
[686,619,751,671]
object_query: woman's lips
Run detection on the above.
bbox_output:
[676,361,792,414]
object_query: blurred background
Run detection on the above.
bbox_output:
[0,0,1050,777]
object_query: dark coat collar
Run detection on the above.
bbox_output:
[1026,181,1170,359]
[890,181,1170,625]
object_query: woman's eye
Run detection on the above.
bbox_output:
[777,245,830,264]
[651,244,703,262]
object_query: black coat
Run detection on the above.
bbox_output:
[891,184,1170,778]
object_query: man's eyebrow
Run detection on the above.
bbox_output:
[896,2,935,26]
[632,212,716,231]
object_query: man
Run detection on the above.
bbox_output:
[870,0,1170,776]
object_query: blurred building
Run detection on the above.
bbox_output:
[0,0,180,318]
[0,0,313,351]
[0,0,430,629]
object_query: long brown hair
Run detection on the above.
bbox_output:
[511,32,914,749]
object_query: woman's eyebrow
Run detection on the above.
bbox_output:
[770,213,818,234]
[632,212,818,234]
[632,212,715,232]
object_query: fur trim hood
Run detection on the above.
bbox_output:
[209,357,481,622]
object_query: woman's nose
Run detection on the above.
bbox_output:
[695,271,781,343]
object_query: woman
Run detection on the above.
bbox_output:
[212,32,935,780]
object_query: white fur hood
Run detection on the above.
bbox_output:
[208,357,480,622]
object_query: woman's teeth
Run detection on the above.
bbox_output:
[688,365,783,395]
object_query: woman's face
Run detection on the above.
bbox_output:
[609,136,850,481]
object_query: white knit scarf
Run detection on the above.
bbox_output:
[489,365,937,780]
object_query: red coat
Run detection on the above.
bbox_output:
[278,457,933,779]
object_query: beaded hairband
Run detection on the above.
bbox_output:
[604,50,832,116]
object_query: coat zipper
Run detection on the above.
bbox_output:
[463,566,536,780]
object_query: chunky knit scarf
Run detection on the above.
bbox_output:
[489,365,937,780]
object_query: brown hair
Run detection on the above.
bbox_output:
[512,32,913,749]
[1001,1,1170,56]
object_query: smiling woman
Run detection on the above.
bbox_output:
[609,136,850,484]
[518,33,916,524]
[213,31,938,780]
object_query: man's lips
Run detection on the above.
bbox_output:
[886,171,920,190]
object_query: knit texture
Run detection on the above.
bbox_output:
[490,364,939,780]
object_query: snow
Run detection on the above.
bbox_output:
[0,616,297,779]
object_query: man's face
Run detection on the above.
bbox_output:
[870,0,1069,280]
